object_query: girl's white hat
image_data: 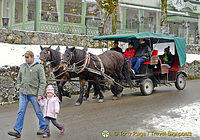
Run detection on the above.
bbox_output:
[46,85,54,94]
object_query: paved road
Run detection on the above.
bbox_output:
[1,80,200,140]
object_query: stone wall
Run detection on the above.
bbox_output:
[1,28,200,53]
[186,44,200,55]
[0,28,101,48]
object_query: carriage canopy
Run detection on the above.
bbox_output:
[92,32,186,67]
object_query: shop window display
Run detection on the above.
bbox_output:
[64,0,82,23]
[15,0,23,23]
[143,11,156,32]
[86,2,100,27]
[27,0,35,21]
[126,8,138,30]
[41,0,60,22]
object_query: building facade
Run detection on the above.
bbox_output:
[0,0,200,44]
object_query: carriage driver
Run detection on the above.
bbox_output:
[130,39,152,75]
[110,40,123,53]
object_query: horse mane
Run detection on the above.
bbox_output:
[50,49,61,68]
[71,48,86,65]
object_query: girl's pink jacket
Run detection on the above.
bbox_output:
[38,96,60,119]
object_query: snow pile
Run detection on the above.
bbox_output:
[0,43,108,67]
[0,42,200,67]
[186,54,200,63]
[146,101,200,137]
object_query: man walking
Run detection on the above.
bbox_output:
[8,51,46,138]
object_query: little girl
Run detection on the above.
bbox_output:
[38,85,64,138]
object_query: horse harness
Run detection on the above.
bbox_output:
[48,50,63,73]
[60,53,126,88]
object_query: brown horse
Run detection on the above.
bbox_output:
[62,47,133,105]
[39,46,103,104]
[39,46,71,102]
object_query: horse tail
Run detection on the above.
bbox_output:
[122,55,133,88]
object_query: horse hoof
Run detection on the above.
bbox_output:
[98,99,104,103]
[92,95,98,99]
[112,96,118,100]
[117,93,122,98]
[75,102,81,106]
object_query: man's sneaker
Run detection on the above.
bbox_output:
[43,134,50,138]
[8,130,21,138]
[37,129,45,135]
[60,128,65,134]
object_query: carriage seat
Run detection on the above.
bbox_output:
[168,55,178,71]
[154,55,178,74]
[143,50,158,65]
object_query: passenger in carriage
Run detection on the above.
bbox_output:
[110,40,123,53]
[131,39,152,74]
[123,41,136,68]
[160,46,174,68]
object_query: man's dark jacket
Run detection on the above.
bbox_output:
[110,47,122,53]
[161,52,174,67]
[134,43,152,61]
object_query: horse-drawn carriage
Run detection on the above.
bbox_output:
[92,32,187,95]
[39,32,187,106]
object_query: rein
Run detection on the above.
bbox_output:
[63,53,91,74]
[54,53,90,79]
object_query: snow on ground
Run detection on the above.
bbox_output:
[143,101,200,137]
[186,54,200,63]
[0,42,200,67]
[0,43,108,67]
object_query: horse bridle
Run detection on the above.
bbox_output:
[41,50,62,72]
[40,50,52,64]
[62,52,74,67]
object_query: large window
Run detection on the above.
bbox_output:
[15,0,23,23]
[41,0,60,22]
[126,8,139,30]
[64,0,82,23]
[143,10,156,32]
[86,2,100,27]
[2,0,10,17]
[117,7,123,29]
[27,0,35,21]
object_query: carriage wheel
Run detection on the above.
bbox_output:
[175,73,186,90]
[140,78,154,96]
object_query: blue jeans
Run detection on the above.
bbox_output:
[131,58,145,73]
[14,92,45,134]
